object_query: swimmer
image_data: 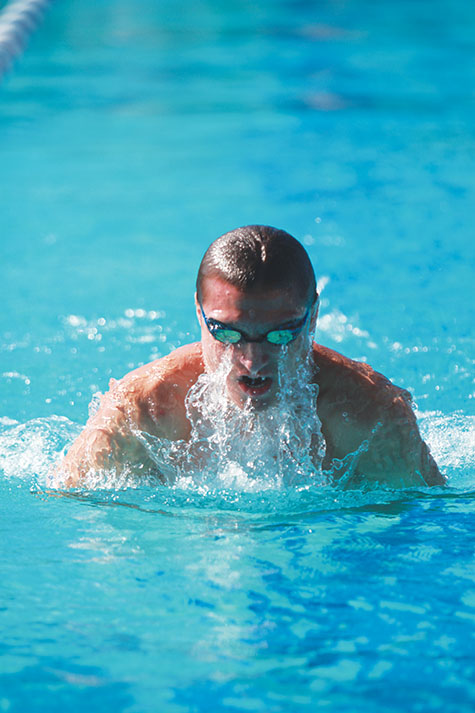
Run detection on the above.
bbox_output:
[58,225,445,488]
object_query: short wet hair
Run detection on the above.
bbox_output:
[196,225,317,306]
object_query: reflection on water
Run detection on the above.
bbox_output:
[2,0,474,708]
[1,405,474,713]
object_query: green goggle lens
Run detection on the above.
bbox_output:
[212,327,296,345]
[212,329,242,344]
[200,302,311,346]
[266,330,295,345]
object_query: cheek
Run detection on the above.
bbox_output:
[201,333,227,371]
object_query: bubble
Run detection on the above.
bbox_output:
[131,349,328,491]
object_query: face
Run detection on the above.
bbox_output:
[196,276,318,409]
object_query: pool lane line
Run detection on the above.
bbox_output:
[0,0,53,80]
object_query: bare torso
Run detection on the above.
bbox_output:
[58,342,444,487]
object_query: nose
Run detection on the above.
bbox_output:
[235,341,270,375]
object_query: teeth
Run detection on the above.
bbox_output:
[243,376,266,386]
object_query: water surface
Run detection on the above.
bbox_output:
[1,0,474,711]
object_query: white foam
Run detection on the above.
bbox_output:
[2,396,472,495]
[418,410,475,475]
[132,349,328,491]
[0,416,80,482]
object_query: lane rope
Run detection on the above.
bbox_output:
[0,0,53,80]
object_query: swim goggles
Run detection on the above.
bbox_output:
[199,302,313,346]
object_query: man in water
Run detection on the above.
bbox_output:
[58,225,444,487]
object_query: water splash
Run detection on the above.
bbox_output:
[1,387,473,496]
[133,349,327,492]
[418,410,475,491]
[0,416,80,482]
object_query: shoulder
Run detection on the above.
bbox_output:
[313,344,415,458]
[311,343,444,486]
[58,343,205,485]
[312,342,412,416]
[96,342,204,437]
[113,342,204,395]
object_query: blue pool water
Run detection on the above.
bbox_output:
[1,0,474,710]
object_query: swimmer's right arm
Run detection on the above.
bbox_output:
[54,393,158,487]
[55,347,203,486]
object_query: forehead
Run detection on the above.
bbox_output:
[200,276,306,323]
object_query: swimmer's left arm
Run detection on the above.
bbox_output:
[315,347,444,488]
[352,394,445,488]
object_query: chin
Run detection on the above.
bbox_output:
[227,387,276,411]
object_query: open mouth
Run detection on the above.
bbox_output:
[238,375,272,396]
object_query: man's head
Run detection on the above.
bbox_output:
[195,225,318,409]
[196,225,316,306]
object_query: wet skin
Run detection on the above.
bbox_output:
[58,278,445,488]
[196,277,318,410]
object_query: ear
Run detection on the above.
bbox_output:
[194,292,202,324]
[309,292,319,332]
